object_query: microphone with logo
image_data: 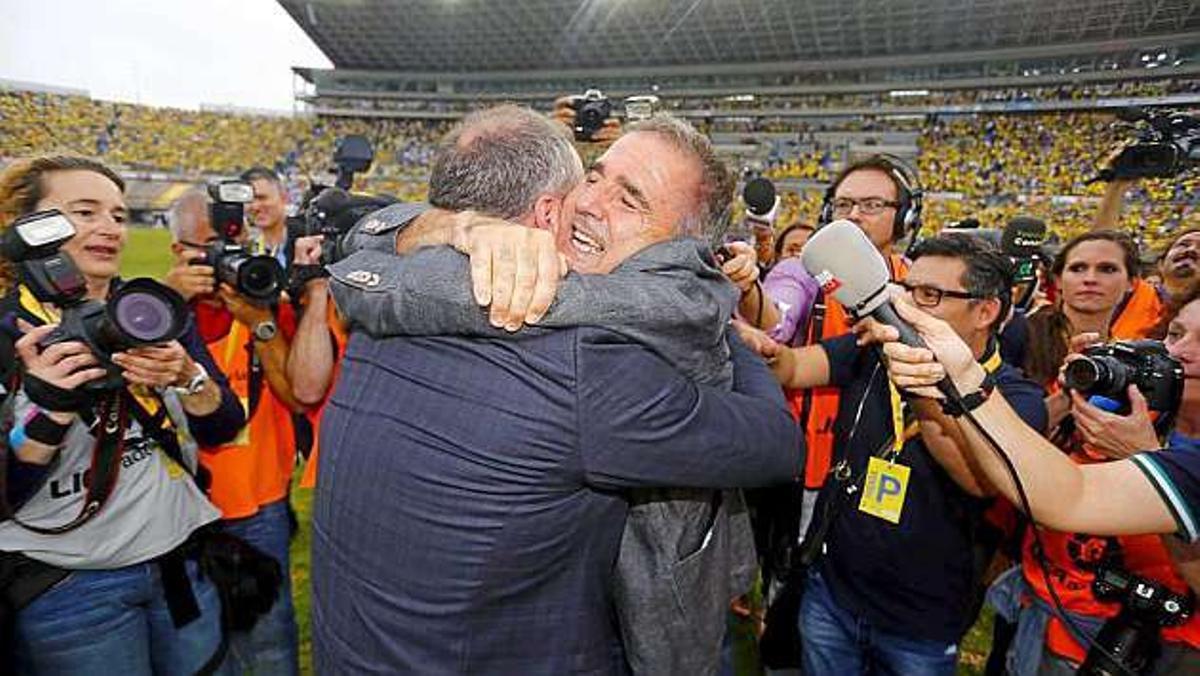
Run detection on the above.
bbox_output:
[1002,216,1047,310]
[801,219,957,398]
[743,177,780,226]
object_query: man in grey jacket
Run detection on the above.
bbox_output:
[309,106,790,674]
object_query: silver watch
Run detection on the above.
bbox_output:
[252,319,278,342]
[171,363,210,396]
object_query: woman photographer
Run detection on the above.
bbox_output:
[1020,287,1200,675]
[1022,231,1147,426]
[0,155,244,673]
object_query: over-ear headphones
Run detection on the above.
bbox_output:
[819,154,923,243]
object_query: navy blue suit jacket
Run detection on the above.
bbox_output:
[312,327,797,675]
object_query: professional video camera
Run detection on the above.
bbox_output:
[1063,340,1184,417]
[2,210,188,391]
[569,89,613,142]
[197,181,285,304]
[287,135,396,277]
[1096,108,1200,181]
[1078,567,1194,676]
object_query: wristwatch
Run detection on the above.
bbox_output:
[252,319,278,342]
[171,363,210,397]
[940,372,997,417]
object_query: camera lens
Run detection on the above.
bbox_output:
[236,256,284,302]
[107,279,187,345]
[1064,355,1128,398]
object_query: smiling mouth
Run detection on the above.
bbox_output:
[84,244,119,258]
[570,223,605,256]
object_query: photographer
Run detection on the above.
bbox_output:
[743,234,1047,675]
[242,166,291,268]
[165,188,304,674]
[862,297,1200,557]
[0,155,244,673]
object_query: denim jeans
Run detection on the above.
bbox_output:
[800,569,958,676]
[217,498,299,676]
[12,557,223,675]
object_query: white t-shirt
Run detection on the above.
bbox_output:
[0,391,220,569]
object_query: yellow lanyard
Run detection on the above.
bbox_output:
[886,345,1003,457]
[18,285,60,324]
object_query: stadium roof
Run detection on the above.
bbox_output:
[280,0,1200,75]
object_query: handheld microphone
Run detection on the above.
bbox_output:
[743,177,779,225]
[801,220,957,396]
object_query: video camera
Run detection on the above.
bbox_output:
[286,135,397,282]
[197,181,285,304]
[568,89,613,142]
[2,210,188,391]
[1096,108,1200,181]
[1063,340,1184,417]
[1078,566,1194,676]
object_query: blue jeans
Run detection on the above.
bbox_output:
[216,498,299,676]
[12,557,223,675]
[800,570,958,676]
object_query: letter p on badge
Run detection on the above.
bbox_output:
[858,456,911,524]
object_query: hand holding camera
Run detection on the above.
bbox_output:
[1068,385,1159,460]
[166,248,217,301]
[553,93,621,144]
[14,324,107,414]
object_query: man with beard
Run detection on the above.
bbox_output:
[310,108,796,674]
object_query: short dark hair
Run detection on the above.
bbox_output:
[240,166,281,187]
[829,155,912,201]
[911,233,1014,333]
[774,221,814,259]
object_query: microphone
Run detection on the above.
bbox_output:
[1001,216,1047,261]
[743,177,779,225]
[802,220,957,396]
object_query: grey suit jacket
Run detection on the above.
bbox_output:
[331,204,788,674]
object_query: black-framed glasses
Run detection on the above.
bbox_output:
[900,282,983,307]
[830,197,899,216]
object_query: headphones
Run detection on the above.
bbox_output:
[819,154,924,243]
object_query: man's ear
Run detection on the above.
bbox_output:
[532,194,563,235]
[976,297,1002,333]
[170,241,185,257]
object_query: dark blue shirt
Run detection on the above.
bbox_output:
[813,333,1048,643]
[312,328,798,675]
[1132,432,1200,543]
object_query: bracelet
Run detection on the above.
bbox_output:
[940,372,997,417]
[25,412,71,446]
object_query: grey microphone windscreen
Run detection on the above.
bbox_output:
[801,220,892,317]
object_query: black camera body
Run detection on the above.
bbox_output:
[1079,567,1194,676]
[2,210,188,391]
[200,181,284,304]
[1063,340,1184,416]
[286,135,396,282]
[570,89,613,142]
[1105,108,1200,180]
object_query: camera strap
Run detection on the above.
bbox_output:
[11,392,130,535]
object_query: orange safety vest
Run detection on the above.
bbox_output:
[789,253,908,489]
[1109,277,1165,340]
[299,301,347,489]
[198,319,296,519]
[1022,459,1200,660]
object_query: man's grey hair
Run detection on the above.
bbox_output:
[167,188,209,242]
[626,115,735,243]
[428,105,583,220]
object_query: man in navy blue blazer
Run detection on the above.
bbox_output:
[311,113,798,675]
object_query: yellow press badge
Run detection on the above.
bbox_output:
[858,457,911,524]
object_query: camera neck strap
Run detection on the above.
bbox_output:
[11,392,130,535]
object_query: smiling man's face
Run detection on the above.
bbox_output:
[555,131,703,274]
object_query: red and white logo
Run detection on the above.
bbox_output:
[814,270,841,294]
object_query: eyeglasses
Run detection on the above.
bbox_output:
[900,282,983,308]
[831,197,899,216]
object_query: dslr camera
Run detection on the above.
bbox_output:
[1100,108,1200,181]
[569,89,613,142]
[1078,566,1194,676]
[1063,340,1184,416]
[2,210,188,391]
[197,181,285,304]
[286,135,396,284]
